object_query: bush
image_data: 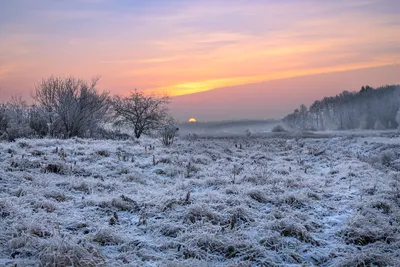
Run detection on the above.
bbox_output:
[33,76,109,138]
[160,125,179,147]
[28,105,50,137]
[0,100,33,141]
[271,125,287,133]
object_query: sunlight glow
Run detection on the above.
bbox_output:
[0,0,399,120]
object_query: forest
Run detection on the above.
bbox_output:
[283,85,400,130]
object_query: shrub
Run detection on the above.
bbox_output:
[28,105,50,137]
[0,99,33,141]
[271,125,287,132]
[33,76,109,138]
[160,125,179,147]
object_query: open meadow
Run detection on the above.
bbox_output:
[1,131,399,266]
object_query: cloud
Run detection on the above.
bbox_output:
[0,64,15,81]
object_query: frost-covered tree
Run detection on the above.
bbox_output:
[396,108,400,129]
[112,89,170,139]
[33,76,109,138]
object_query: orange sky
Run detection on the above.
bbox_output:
[0,0,400,119]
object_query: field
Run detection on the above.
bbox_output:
[0,131,399,266]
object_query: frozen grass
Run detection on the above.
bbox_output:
[0,133,399,266]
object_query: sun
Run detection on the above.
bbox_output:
[188,118,197,123]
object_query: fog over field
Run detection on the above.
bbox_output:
[1,130,399,266]
[177,120,280,136]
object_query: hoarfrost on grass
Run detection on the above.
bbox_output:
[0,132,399,266]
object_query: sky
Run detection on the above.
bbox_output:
[0,0,399,120]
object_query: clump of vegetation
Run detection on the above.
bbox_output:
[160,124,179,147]
[44,191,69,202]
[33,76,109,138]
[109,195,140,211]
[0,98,33,141]
[32,200,56,213]
[248,190,268,203]
[340,208,397,246]
[39,237,104,266]
[92,228,123,246]
[337,248,398,267]
[96,149,110,157]
[271,125,287,132]
[381,151,395,167]
[43,163,65,174]
[269,219,318,245]
[0,200,13,218]
[184,205,222,225]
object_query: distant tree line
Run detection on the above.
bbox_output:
[0,76,176,144]
[283,85,400,130]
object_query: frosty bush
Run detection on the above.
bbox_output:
[0,99,33,141]
[160,124,179,147]
[28,105,50,137]
[271,124,287,132]
[33,76,109,138]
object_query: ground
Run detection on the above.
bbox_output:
[0,131,399,266]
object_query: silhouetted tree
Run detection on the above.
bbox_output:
[112,89,170,138]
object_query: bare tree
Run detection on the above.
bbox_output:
[33,76,109,138]
[112,89,170,138]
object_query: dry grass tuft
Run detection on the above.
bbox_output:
[248,190,269,203]
[159,223,183,238]
[39,237,104,267]
[337,246,398,267]
[43,163,66,174]
[72,182,90,193]
[184,205,222,225]
[44,191,69,202]
[111,195,140,211]
[341,210,397,246]
[96,149,110,157]
[9,159,41,171]
[33,200,56,213]
[0,199,13,218]
[281,195,306,208]
[269,219,318,245]
[92,228,123,246]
